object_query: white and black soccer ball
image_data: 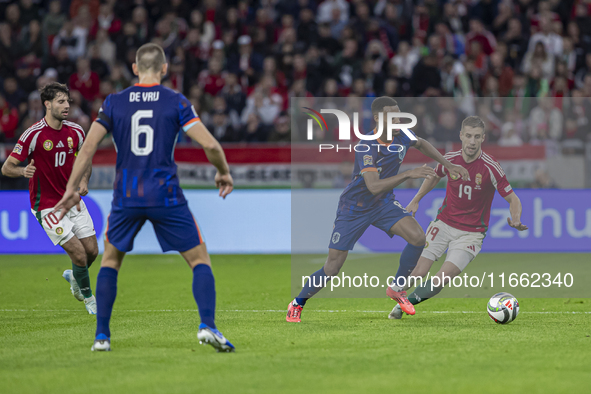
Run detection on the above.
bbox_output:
[487,292,519,324]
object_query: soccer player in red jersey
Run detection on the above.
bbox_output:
[388,116,529,319]
[1,82,99,314]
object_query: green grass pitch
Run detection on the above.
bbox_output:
[1,254,590,394]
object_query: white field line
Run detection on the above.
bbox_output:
[0,309,589,314]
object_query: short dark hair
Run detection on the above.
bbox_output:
[136,43,166,73]
[39,82,69,105]
[461,116,485,132]
[371,96,398,116]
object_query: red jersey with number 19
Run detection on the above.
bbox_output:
[9,118,85,211]
[434,150,513,233]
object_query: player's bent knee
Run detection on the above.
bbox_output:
[87,250,98,266]
[409,231,426,247]
[72,253,87,267]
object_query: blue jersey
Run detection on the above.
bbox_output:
[338,129,417,212]
[96,84,200,207]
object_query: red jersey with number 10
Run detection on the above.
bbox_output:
[434,150,513,232]
[9,118,85,211]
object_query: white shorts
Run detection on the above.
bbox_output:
[32,199,96,246]
[422,219,485,271]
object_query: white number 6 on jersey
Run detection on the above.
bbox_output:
[131,110,154,156]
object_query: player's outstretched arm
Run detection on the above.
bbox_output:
[53,122,108,220]
[504,192,528,231]
[406,171,441,216]
[363,164,436,196]
[414,138,470,181]
[1,157,35,178]
[185,122,233,198]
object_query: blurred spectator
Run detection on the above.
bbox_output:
[410,55,441,96]
[5,4,22,35]
[522,41,555,79]
[3,77,27,110]
[88,44,109,80]
[23,90,44,124]
[15,53,42,93]
[109,63,131,91]
[317,0,349,24]
[116,22,141,63]
[333,39,361,88]
[42,1,67,39]
[498,122,524,146]
[18,20,43,59]
[52,21,87,60]
[0,93,19,141]
[227,35,263,82]
[0,23,18,74]
[89,3,122,39]
[48,45,75,83]
[198,57,225,97]
[95,29,116,66]
[268,112,290,142]
[208,110,240,142]
[528,16,563,56]
[487,51,514,96]
[433,110,459,142]
[529,98,563,141]
[241,78,282,126]
[69,57,100,102]
[390,41,419,79]
[465,19,496,56]
[220,72,246,115]
[502,18,528,69]
[528,168,558,188]
[242,112,268,142]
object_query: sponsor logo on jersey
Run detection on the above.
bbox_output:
[67,137,74,149]
[56,141,65,148]
[332,232,341,244]
[43,140,53,151]
[13,144,23,155]
[56,227,64,235]
[467,245,475,252]
[450,173,460,180]
[363,155,373,166]
[504,185,512,193]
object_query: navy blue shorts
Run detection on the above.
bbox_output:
[328,200,412,251]
[106,203,203,253]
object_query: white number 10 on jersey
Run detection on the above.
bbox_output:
[131,110,154,156]
[458,184,472,200]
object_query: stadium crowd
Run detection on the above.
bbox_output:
[0,0,591,146]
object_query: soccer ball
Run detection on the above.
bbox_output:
[487,292,519,324]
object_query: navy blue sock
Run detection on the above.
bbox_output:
[192,264,216,329]
[393,243,424,287]
[96,267,118,338]
[295,267,331,306]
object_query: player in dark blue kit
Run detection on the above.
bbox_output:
[286,97,469,322]
[54,44,235,352]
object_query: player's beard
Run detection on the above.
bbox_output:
[51,107,68,122]
[463,145,479,159]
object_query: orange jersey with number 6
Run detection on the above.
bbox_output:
[9,118,85,211]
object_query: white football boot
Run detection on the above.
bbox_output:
[197,323,235,352]
[388,304,403,320]
[91,334,111,351]
[84,296,97,315]
[62,269,84,301]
